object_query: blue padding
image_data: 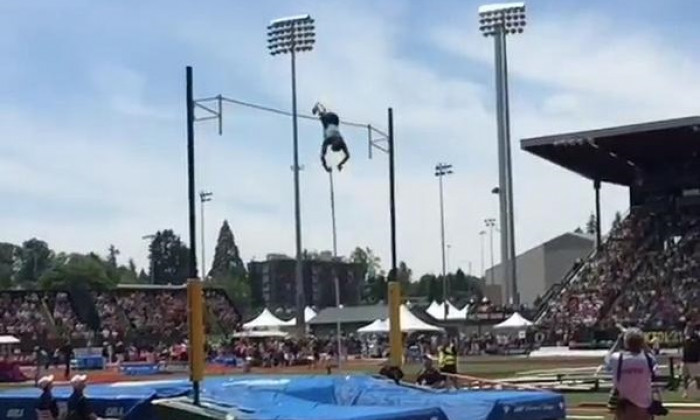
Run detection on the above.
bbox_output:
[0,375,566,420]
[121,364,161,376]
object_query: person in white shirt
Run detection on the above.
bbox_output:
[604,328,657,420]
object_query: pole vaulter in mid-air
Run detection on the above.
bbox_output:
[313,102,350,172]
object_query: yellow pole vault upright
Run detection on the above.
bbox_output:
[388,281,402,366]
[187,278,205,404]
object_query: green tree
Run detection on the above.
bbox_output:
[612,211,623,230]
[574,227,583,234]
[414,274,440,301]
[115,258,140,284]
[138,269,150,283]
[362,274,387,304]
[396,261,412,291]
[107,245,119,268]
[585,213,597,235]
[149,230,190,285]
[350,247,383,278]
[0,243,20,289]
[16,238,53,284]
[208,221,248,303]
[39,253,115,290]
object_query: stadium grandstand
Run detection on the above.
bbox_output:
[0,285,241,354]
[522,116,700,347]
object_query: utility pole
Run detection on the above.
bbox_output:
[199,191,213,280]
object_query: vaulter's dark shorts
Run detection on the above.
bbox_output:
[441,365,457,374]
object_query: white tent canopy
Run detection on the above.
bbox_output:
[0,335,20,345]
[356,305,443,334]
[357,319,388,334]
[493,312,533,329]
[233,330,289,338]
[425,300,467,321]
[243,308,291,329]
[284,306,318,326]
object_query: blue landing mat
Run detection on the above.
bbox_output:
[0,375,565,420]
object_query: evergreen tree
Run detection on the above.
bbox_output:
[209,221,248,302]
[148,230,190,285]
[585,213,597,235]
[612,211,623,230]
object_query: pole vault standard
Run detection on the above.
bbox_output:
[186,68,401,366]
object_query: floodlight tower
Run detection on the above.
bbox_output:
[435,162,453,319]
[267,15,315,334]
[478,2,526,305]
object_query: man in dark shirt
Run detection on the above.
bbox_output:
[67,374,98,420]
[313,102,350,172]
[61,341,73,380]
[378,361,404,385]
[35,375,59,420]
[682,326,700,398]
[416,356,445,388]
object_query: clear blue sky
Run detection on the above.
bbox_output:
[1,0,699,277]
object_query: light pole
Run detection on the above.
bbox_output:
[199,191,213,280]
[446,244,452,274]
[479,2,525,305]
[268,14,315,335]
[142,234,156,284]
[479,230,486,278]
[484,219,496,287]
[435,162,453,319]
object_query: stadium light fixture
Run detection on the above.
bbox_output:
[267,14,315,337]
[478,2,526,306]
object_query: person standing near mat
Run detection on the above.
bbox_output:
[682,323,700,399]
[439,338,458,388]
[604,328,663,420]
[66,374,99,420]
[35,375,59,420]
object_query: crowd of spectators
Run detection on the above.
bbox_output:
[116,290,189,343]
[46,292,89,340]
[538,208,700,344]
[205,290,241,329]
[0,292,50,341]
[538,210,655,343]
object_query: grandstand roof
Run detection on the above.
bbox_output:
[521,116,700,186]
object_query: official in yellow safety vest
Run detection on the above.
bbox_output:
[439,342,457,375]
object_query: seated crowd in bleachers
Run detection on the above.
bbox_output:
[0,287,241,355]
[538,208,700,343]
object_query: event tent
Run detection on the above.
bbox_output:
[243,308,290,329]
[425,300,468,321]
[357,306,443,333]
[283,306,318,326]
[356,319,389,334]
[493,312,533,329]
[233,330,288,338]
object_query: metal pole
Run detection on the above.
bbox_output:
[493,31,511,305]
[500,30,519,306]
[439,173,447,320]
[200,197,206,280]
[185,65,201,406]
[329,169,342,368]
[290,49,305,337]
[388,108,397,276]
[387,107,402,367]
[489,224,495,286]
[479,232,485,278]
[594,179,602,250]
